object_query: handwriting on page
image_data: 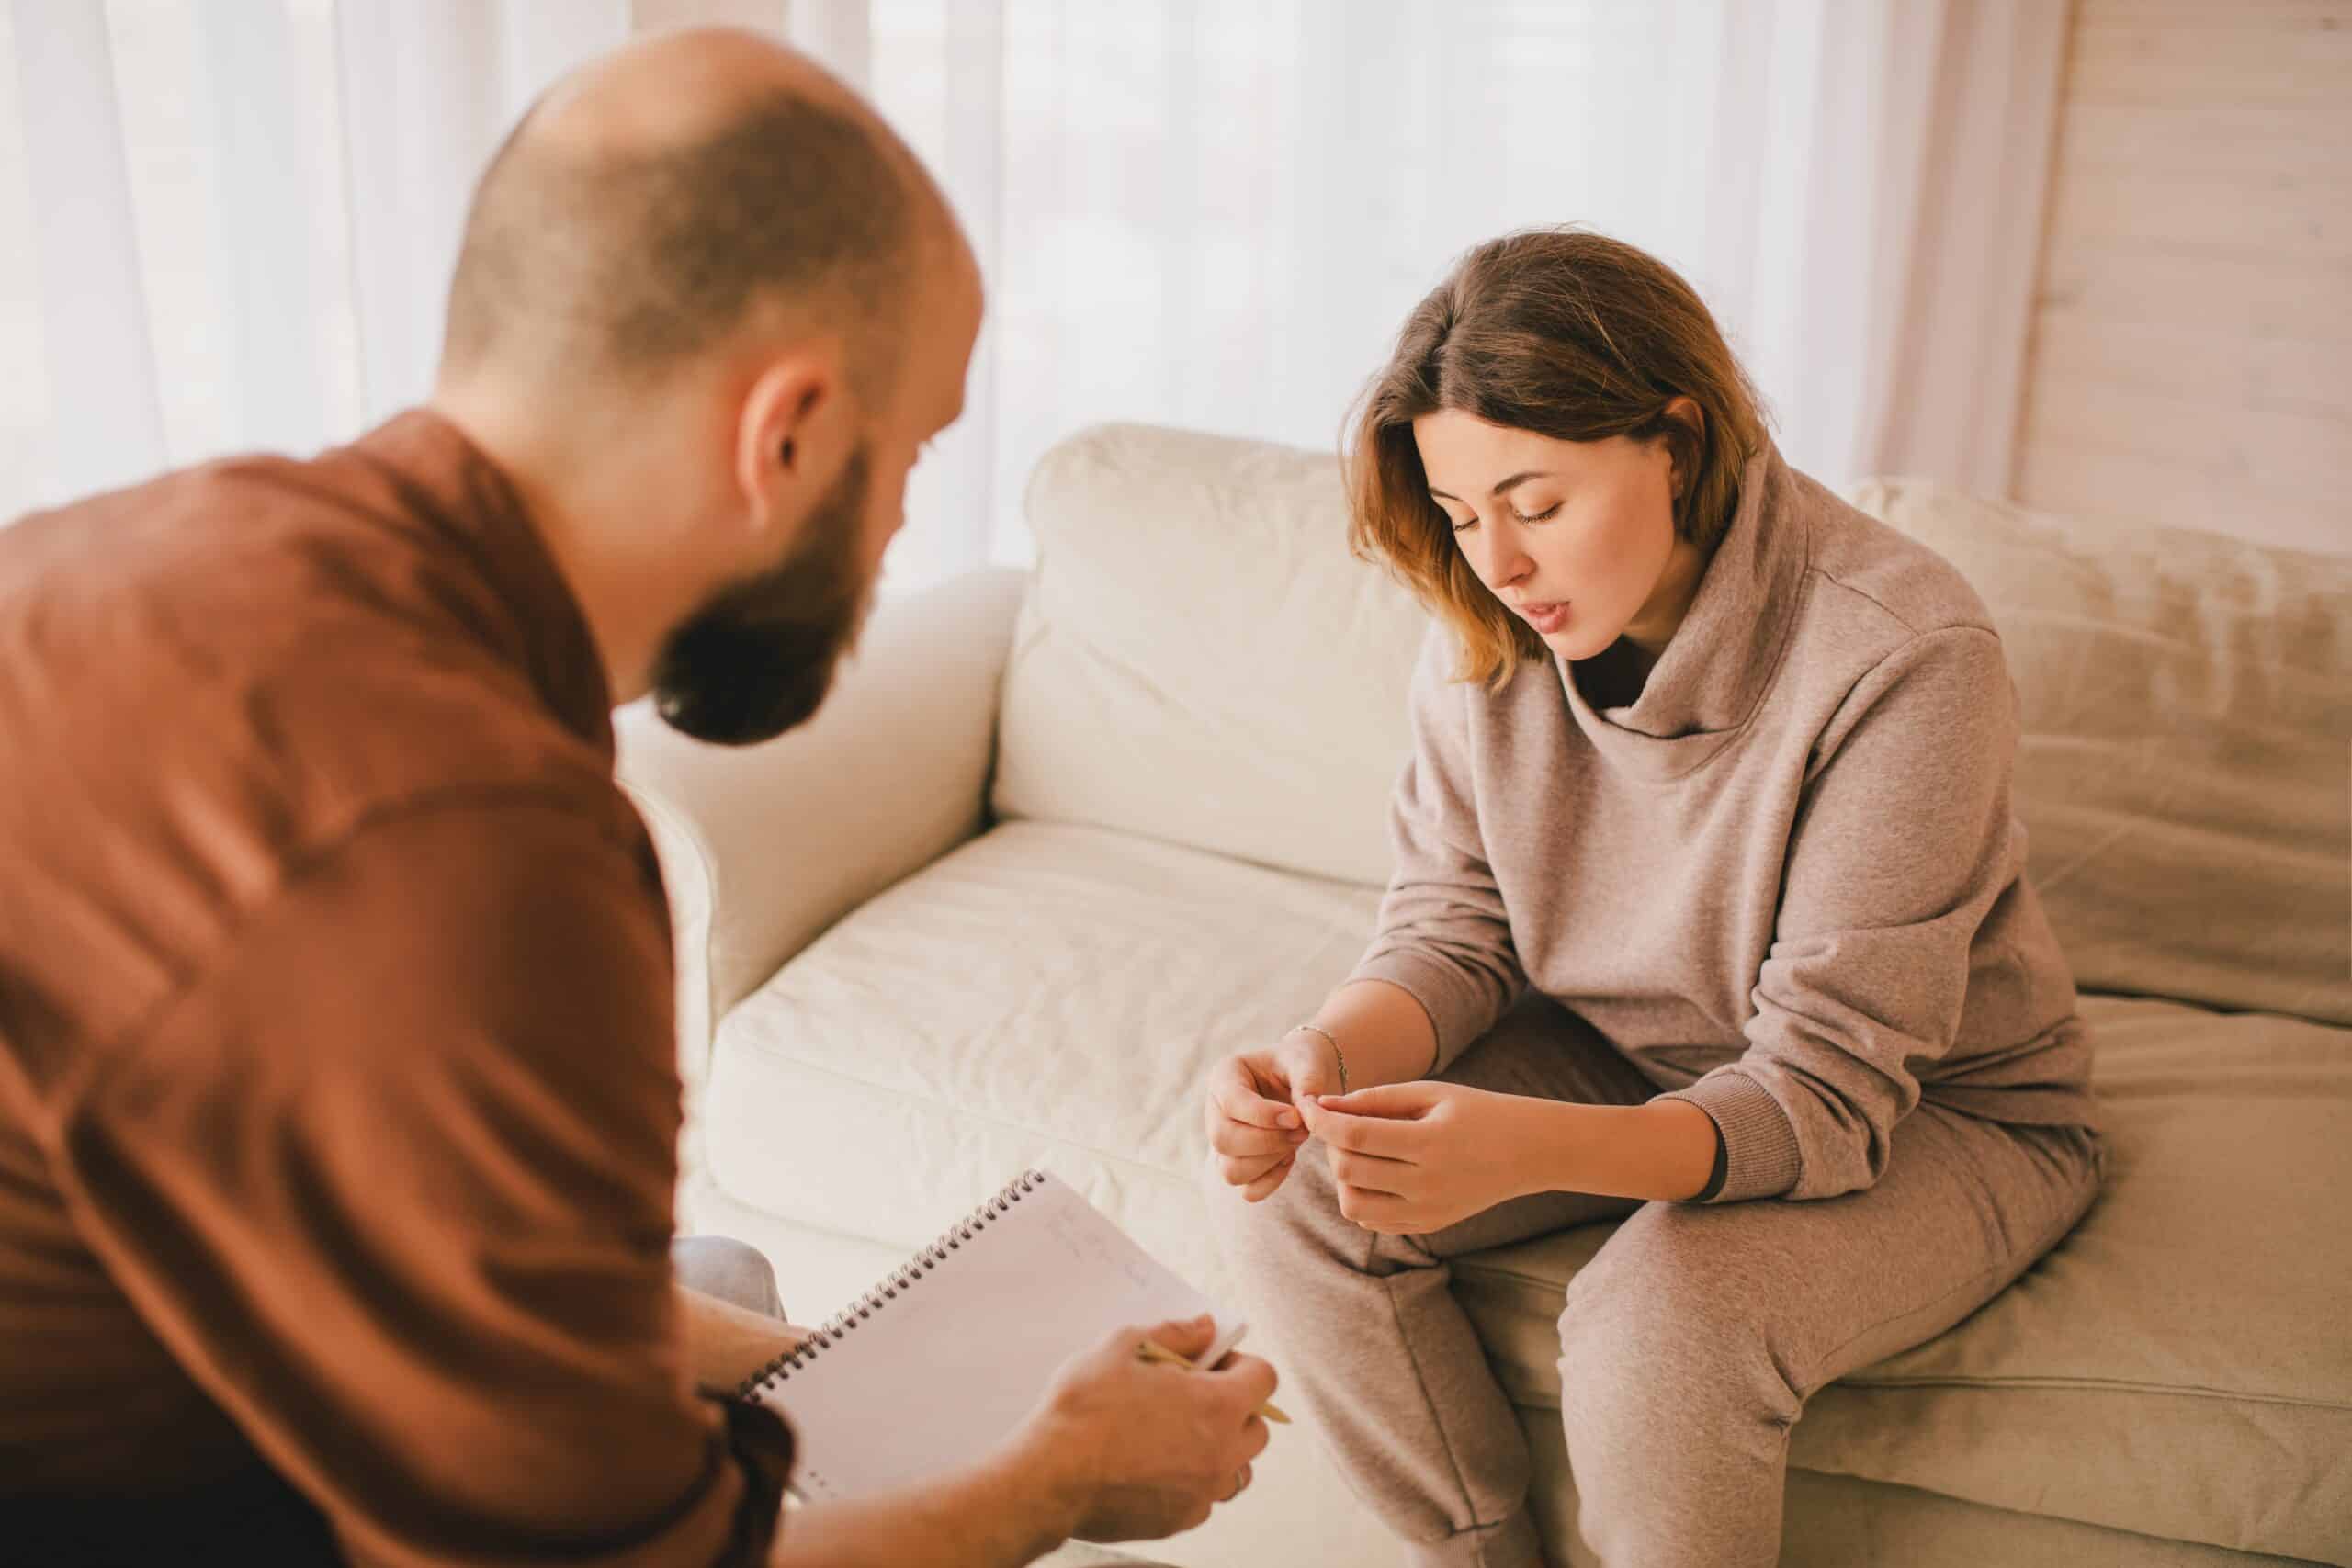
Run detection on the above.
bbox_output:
[1043,1204,1152,1292]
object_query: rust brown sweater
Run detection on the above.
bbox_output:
[0,413,786,1565]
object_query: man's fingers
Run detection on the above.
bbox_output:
[1213,1353,1280,1416]
[1131,1313,1216,1360]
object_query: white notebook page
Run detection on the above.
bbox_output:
[748,1170,1243,1501]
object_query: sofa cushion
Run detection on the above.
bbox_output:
[1842,479,2349,1026]
[1457,994,2352,1564]
[703,818,1381,1299]
[991,423,1424,888]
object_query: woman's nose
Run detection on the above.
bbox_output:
[1488,539,1532,590]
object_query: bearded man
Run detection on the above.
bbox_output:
[0,27,1271,1568]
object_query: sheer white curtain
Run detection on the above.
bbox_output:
[0,0,772,513]
[1,0,2066,598]
[879,0,2069,594]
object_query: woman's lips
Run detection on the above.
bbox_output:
[1521,601,1569,634]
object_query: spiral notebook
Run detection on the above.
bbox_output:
[734,1169,1248,1502]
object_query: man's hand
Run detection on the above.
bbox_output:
[675,1282,811,1399]
[1014,1314,1278,1543]
[1296,1081,1545,1235]
[1202,1032,1343,1203]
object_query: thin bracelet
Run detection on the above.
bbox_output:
[1286,1023,1348,1096]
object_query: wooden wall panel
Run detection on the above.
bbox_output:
[2011,0,2352,552]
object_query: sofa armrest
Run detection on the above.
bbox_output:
[616,567,1028,1094]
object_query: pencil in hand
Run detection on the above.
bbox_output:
[1136,1337,1290,1424]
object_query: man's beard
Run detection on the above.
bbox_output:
[650,448,875,746]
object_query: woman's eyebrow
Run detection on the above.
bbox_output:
[1429,469,1554,502]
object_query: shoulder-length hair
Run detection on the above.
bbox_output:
[1344,228,1767,690]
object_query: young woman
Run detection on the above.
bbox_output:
[1201,230,2102,1568]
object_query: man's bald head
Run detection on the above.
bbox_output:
[440,29,945,398]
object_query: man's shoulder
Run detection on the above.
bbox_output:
[0,449,639,1105]
[62,782,672,1125]
[9,432,620,855]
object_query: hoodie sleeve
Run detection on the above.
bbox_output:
[1346,625,1529,1077]
[1664,626,2027,1202]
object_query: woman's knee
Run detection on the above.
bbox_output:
[1201,1140,1352,1265]
[1555,1207,1792,1420]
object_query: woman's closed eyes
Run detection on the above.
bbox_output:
[1450,500,1563,533]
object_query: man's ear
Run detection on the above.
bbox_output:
[733,346,855,536]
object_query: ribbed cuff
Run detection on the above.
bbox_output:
[1662,1072,1802,1203]
[1344,951,1505,1077]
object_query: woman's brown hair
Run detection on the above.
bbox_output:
[1344,227,1767,689]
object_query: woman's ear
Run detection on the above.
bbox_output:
[1662,395,1705,499]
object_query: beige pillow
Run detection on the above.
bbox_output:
[993,423,1426,888]
[1846,479,2350,1025]
[994,422,2350,1023]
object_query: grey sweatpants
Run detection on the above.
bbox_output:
[1208,995,2103,1568]
[673,1234,789,1316]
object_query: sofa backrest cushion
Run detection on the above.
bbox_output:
[1844,478,2348,1025]
[992,423,1422,889]
[996,422,2352,1025]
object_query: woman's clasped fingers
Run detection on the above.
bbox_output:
[1238,1154,1294,1202]
[1216,1147,1287,1187]
[1333,1181,1417,1233]
[1208,1066,1308,1158]
[1296,1091,1422,1158]
[1327,1145,1416,1190]
[1209,1115,1298,1161]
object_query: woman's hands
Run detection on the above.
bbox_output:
[1295,1081,1546,1235]
[1204,1030,1544,1229]
[1205,1010,1725,1229]
[1203,1031,1345,1202]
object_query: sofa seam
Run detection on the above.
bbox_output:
[1806,1377,2352,1413]
[714,1040,1196,1186]
[1772,1465,2316,1566]
[1453,1270,2352,1412]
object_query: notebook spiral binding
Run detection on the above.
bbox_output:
[733,1168,1046,1404]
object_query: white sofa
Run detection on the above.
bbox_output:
[617,423,2352,1567]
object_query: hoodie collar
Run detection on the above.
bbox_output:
[1556,441,1807,780]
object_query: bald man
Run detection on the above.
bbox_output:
[0,28,1272,1568]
